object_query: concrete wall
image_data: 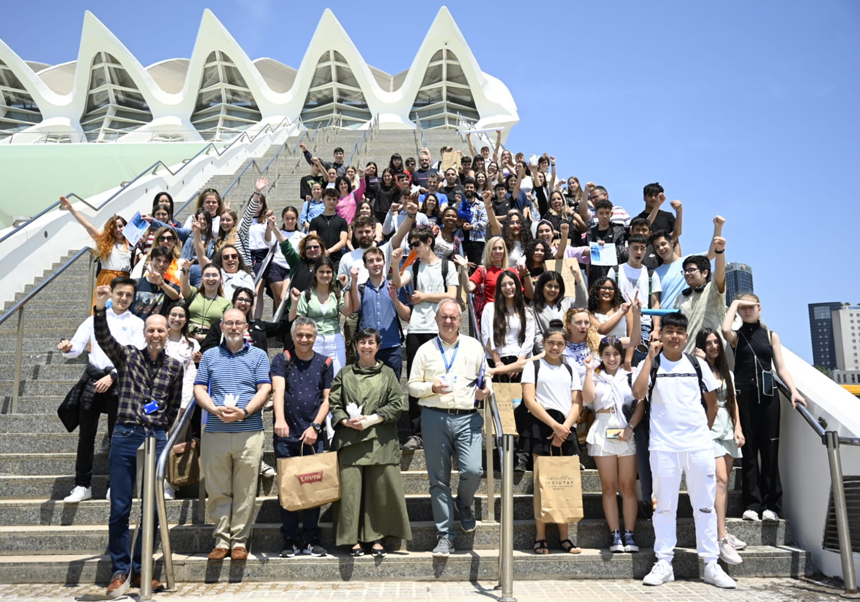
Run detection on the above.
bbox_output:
[0,124,295,308]
[781,346,860,580]
[0,143,213,228]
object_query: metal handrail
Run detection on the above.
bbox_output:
[152,398,198,592]
[778,378,858,595]
[0,119,293,247]
[0,247,93,414]
[346,114,376,169]
[466,292,513,601]
[415,118,428,151]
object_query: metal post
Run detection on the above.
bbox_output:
[140,435,157,601]
[11,307,24,414]
[484,402,495,523]
[498,434,516,602]
[824,431,858,596]
[155,471,174,591]
[86,257,97,313]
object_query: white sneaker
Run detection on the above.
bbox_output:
[163,483,176,500]
[762,509,779,522]
[704,560,737,589]
[742,509,760,521]
[106,488,110,502]
[719,537,743,565]
[63,486,92,503]
[727,533,747,550]
[642,560,674,586]
[260,461,276,478]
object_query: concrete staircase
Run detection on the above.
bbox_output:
[0,126,814,585]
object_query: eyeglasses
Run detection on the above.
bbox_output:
[235,297,253,303]
[683,267,700,274]
[409,240,423,249]
[222,254,238,260]
[439,315,460,322]
[158,236,174,241]
[305,245,321,250]
[599,286,616,292]
[223,321,246,327]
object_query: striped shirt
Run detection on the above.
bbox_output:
[195,342,272,433]
[93,308,184,428]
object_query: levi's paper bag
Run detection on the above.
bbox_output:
[277,449,341,511]
[532,449,584,524]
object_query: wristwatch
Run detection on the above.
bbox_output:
[109,370,118,382]
[311,422,323,434]
[242,408,250,420]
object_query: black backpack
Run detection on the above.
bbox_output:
[647,352,708,411]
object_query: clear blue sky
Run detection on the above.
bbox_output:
[3,1,859,363]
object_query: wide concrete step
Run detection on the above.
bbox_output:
[0,353,86,369]
[0,468,740,505]
[0,364,95,382]
[1,395,68,414]
[0,338,72,353]
[0,545,813,584]
[0,518,793,556]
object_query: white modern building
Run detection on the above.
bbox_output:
[832,304,860,372]
[0,7,519,144]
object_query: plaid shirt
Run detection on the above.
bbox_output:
[94,308,184,428]
[467,199,488,242]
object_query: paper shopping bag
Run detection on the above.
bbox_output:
[277,450,341,511]
[532,451,584,524]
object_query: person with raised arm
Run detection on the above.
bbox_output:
[90,284,183,594]
[652,215,722,310]
[674,230,727,354]
[60,196,131,309]
[722,293,805,525]
[58,277,145,504]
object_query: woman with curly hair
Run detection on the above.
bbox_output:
[588,277,634,341]
[59,196,131,310]
[523,239,554,279]
[486,204,534,268]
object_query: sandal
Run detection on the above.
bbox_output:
[559,539,581,554]
[350,544,364,557]
[533,539,550,555]
[370,540,386,558]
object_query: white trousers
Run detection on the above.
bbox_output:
[651,449,719,563]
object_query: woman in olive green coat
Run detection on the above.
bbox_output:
[330,328,412,557]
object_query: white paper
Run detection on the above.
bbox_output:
[346,402,363,419]
[589,242,618,266]
[123,211,149,247]
[223,393,239,408]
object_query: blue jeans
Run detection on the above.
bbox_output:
[421,407,484,541]
[376,345,403,381]
[274,437,324,543]
[109,424,167,576]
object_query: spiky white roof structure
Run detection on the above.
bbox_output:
[0,7,518,143]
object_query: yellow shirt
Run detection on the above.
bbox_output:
[407,335,491,410]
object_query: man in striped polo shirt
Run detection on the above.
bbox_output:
[194,309,272,561]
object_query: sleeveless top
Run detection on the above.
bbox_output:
[734,321,773,384]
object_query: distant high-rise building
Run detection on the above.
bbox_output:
[725,263,754,306]
[832,305,860,371]
[808,302,843,370]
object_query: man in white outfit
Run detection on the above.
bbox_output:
[632,312,736,589]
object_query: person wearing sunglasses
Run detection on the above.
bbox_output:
[130,246,180,319]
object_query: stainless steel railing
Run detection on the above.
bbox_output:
[0,119,294,248]
[466,293,515,601]
[778,379,859,596]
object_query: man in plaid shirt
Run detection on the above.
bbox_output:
[93,285,184,595]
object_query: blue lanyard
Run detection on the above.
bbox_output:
[436,337,460,374]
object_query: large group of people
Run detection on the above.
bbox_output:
[57,137,806,593]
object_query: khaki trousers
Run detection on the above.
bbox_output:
[201,429,264,549]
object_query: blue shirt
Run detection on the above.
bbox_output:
[271,351,333,443]
[419,191,448,209]
[195,342,272,433]
[358,279,400,350]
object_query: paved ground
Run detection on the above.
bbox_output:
[0,577,849,601]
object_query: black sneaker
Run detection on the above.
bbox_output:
[401,435,423,452]
[279,539,300,557]
[304,541,327,557]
